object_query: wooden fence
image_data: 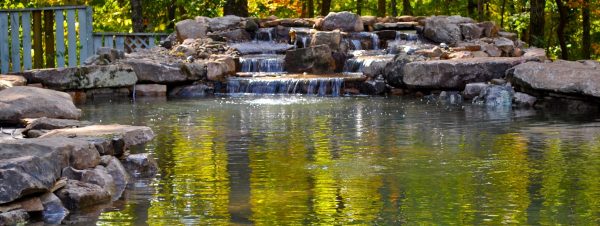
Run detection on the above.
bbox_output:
[0,6,170,74]
[0,6,93,73]
[93,32,169,53]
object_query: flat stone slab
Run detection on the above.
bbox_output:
[402,57,536,89]
[21,64,137,90]
[40,124,155,148]
[0,138,99,204]
[508,60,600,98]
[0,87,81,124]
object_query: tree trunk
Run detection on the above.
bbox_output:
[224,0,248,16]
[320,0,331,16]
[477,0,484,21]
[529,0,546,47]
[402,0,413,15]
[131,0,144,32]
[500,0,506,27]
[308,0,314,17]
[467,0,476,17]
[357,0,363,15]
[582,0,591,59]
[391,0,398,16]
[378,0,386,17]
[555,0,569,59]
[167,1,176,30]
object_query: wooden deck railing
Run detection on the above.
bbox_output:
[0,6,169,73]
[93,32,169,53]
[0,6,93,73]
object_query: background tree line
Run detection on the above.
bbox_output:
[2,0,598,60]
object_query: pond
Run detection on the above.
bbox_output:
[79,95,600,225]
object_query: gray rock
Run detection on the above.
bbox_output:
[478,21,499,37]
[175,18,208,42]
[310,31,342,51]
[181,62,208,81]
[494,37,515,55]
[321,11,364,32]
[463,82,489,99]
[169,84,214,98]
[55,180,111,210]
[208,29,252,42]
[21,64,137,90]
[122,59,190,83]
[40,124,155,150]
[360,80,386,95]
[0,209,29,225]
[507,61,600,98]
[498,31,517,41]
[77,136,124,157]
[460,23,483,40]
[0,138,99,204]
[207,57,236,82]
[122,153,159,178]
[40,192,69,224]
[80,166,117,200]
[514,92,537,107]
[482,44,502,57]
[0,75,27,91]
[439,91,464,105]
[21,117,91,137]
[134,84,167,97]
[104,156,130,199]
[209,15,242,32]
[475,84,514,106]
[423,16,474,44]
[284,45,336,74]
[373,22,418,30]
[402,57,530,89]
[383,54,425,88]
[0,87,81,124]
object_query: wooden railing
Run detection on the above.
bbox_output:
[0,6,93,73]
[93,32,169,53]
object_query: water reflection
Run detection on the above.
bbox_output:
[80,96,600,225]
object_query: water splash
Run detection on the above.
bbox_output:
[239,54,284,73]
[227,77,344,96]
[371,33,380,50]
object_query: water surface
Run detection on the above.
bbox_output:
[80,95,600,225]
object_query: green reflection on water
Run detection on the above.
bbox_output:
[86,97,600,225]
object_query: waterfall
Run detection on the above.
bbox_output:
[301,36,309,48]
[239,55,285,73]
[350,40,362,50]
[371,33,380,50]
[227,78,344,96]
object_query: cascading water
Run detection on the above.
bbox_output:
[227,78,344,96]
[371,33,380,50]
[239,54,285,73]
[350,40,362,50]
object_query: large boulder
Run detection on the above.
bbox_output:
[54,180,111,210]
[321,11,364,32]
[284,45,336,74]
[423,16,475,45]
[21,117,91,138]
[102,156,130,199]
[40,192,69,224]
[0,138,99,204]
[175,18,208,42]
[310,31,342,51]
[0,75,27,90]
[169,83,214,98]
[40,124,155,149]
[21,64,137,90]
[383,54,426,88]
[0,87,81,124]
[122,59,192,83]
[209,15,242,32]
[507,61,600,98]
[206,57,236,82]
[402,57,532,89]
[208,29,252,42]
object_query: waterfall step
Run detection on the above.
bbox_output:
[226,74,366,96]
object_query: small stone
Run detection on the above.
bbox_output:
[55,180,111,210]
[463,83,489,99]
[514,92,537,107]
[122,153,159,178]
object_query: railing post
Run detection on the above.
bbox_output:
[66,9,76,67]
[10,12,21,72]
[77,8,88,63]
[22,12,32,71]
[55,10,65,68]
[0,12,9,73]
[86,7,93,59]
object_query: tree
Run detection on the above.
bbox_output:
[529,0,547,47]
[582,0,591,59]
[224,0,249,17]
[308,0,314,17]
[402,0,412,15]
[357,0,363,15]
[131,0,143,32]
[555,0,569,59]
[391,0,398,16]
[320,0,331,16]
[378,0,386,17]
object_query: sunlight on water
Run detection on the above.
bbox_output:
[79,96,600,225]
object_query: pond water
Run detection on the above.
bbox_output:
[79,95,600,225]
